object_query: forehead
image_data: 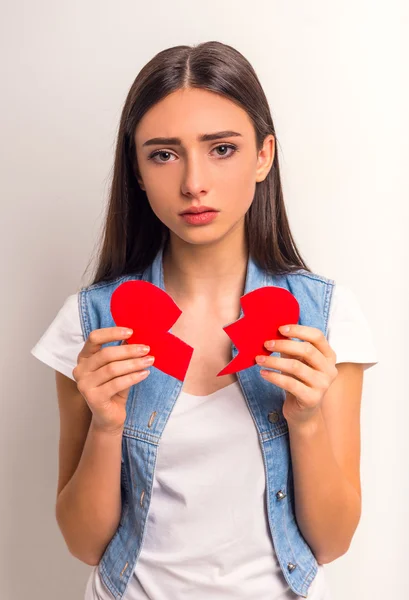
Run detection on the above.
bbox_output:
[134,88,254,146]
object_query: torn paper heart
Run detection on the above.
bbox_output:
[110,280,194,381]
[217,286,300,376]
[110,281,299,381]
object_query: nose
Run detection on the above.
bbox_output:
[180,154,210,199]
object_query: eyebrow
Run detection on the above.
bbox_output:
[142,130,243,147]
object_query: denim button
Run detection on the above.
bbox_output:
[287,562,297,572]
[276,490,286,500]
[268,411,279,423]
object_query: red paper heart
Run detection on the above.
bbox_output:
[217,286,300,376]
[110,280,194,381]
[110,281,299,381]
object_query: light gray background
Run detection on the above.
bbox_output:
[1,1,408,599]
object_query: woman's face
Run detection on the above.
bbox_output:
[134,87,274,245]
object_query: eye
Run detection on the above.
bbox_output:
[148,150,176,164]
[148,143,238,164]
[212,144,238,158]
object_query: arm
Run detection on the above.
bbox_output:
[259,324,366,564]
[55,371,123,566]
[287,362,363,563]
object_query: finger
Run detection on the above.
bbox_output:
[91,353,154,388]
[264,339,327,372]
[260,370,320,407]
[86,343,152,375]
[281,350,308,367]
[80,327,134,360]
[258,354,320,388]
[277,325,335,361]
[102,368,151,400]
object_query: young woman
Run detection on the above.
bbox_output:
[31,41,378,599]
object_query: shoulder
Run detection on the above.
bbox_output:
[79,273,145,295]
[329,281,366,321]
[60,292,80,318]
[273,268,335,315]
[37,292,81,328]
[30,292,84,381]
[278,268,336,304]
[285,268,335,286]
[326,281,379,369]
[285,276,367,322]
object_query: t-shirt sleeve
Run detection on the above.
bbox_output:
[327,282,379,370]
[30,293,85,381]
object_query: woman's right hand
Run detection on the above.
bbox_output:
[72,327,154,434]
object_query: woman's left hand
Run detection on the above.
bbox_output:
[255,324,338,426]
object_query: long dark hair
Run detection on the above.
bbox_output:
[83,41,312,287]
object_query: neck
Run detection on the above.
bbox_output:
[162,228,248,305]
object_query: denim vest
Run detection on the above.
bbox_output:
[78,244,334,599]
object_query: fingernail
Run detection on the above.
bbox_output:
[256,355,266,363]
[143,356,155,365]
[265,340,275,348]
[123,328,133,335]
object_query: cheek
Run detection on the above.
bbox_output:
[141,174,174,220]
[230,152,257,192]
[146,195,172,225]
[222,166,257,215]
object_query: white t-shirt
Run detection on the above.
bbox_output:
[31,283,378,600]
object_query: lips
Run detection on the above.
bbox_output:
[180,211,219,225]
[184,210,215,214]
[180,206,218,215]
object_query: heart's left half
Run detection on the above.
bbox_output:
[110,280,194,381]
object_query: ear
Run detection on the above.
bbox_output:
[255,134,275,183]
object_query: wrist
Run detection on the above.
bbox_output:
[286,406,324,436]
[90,418,125,437]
